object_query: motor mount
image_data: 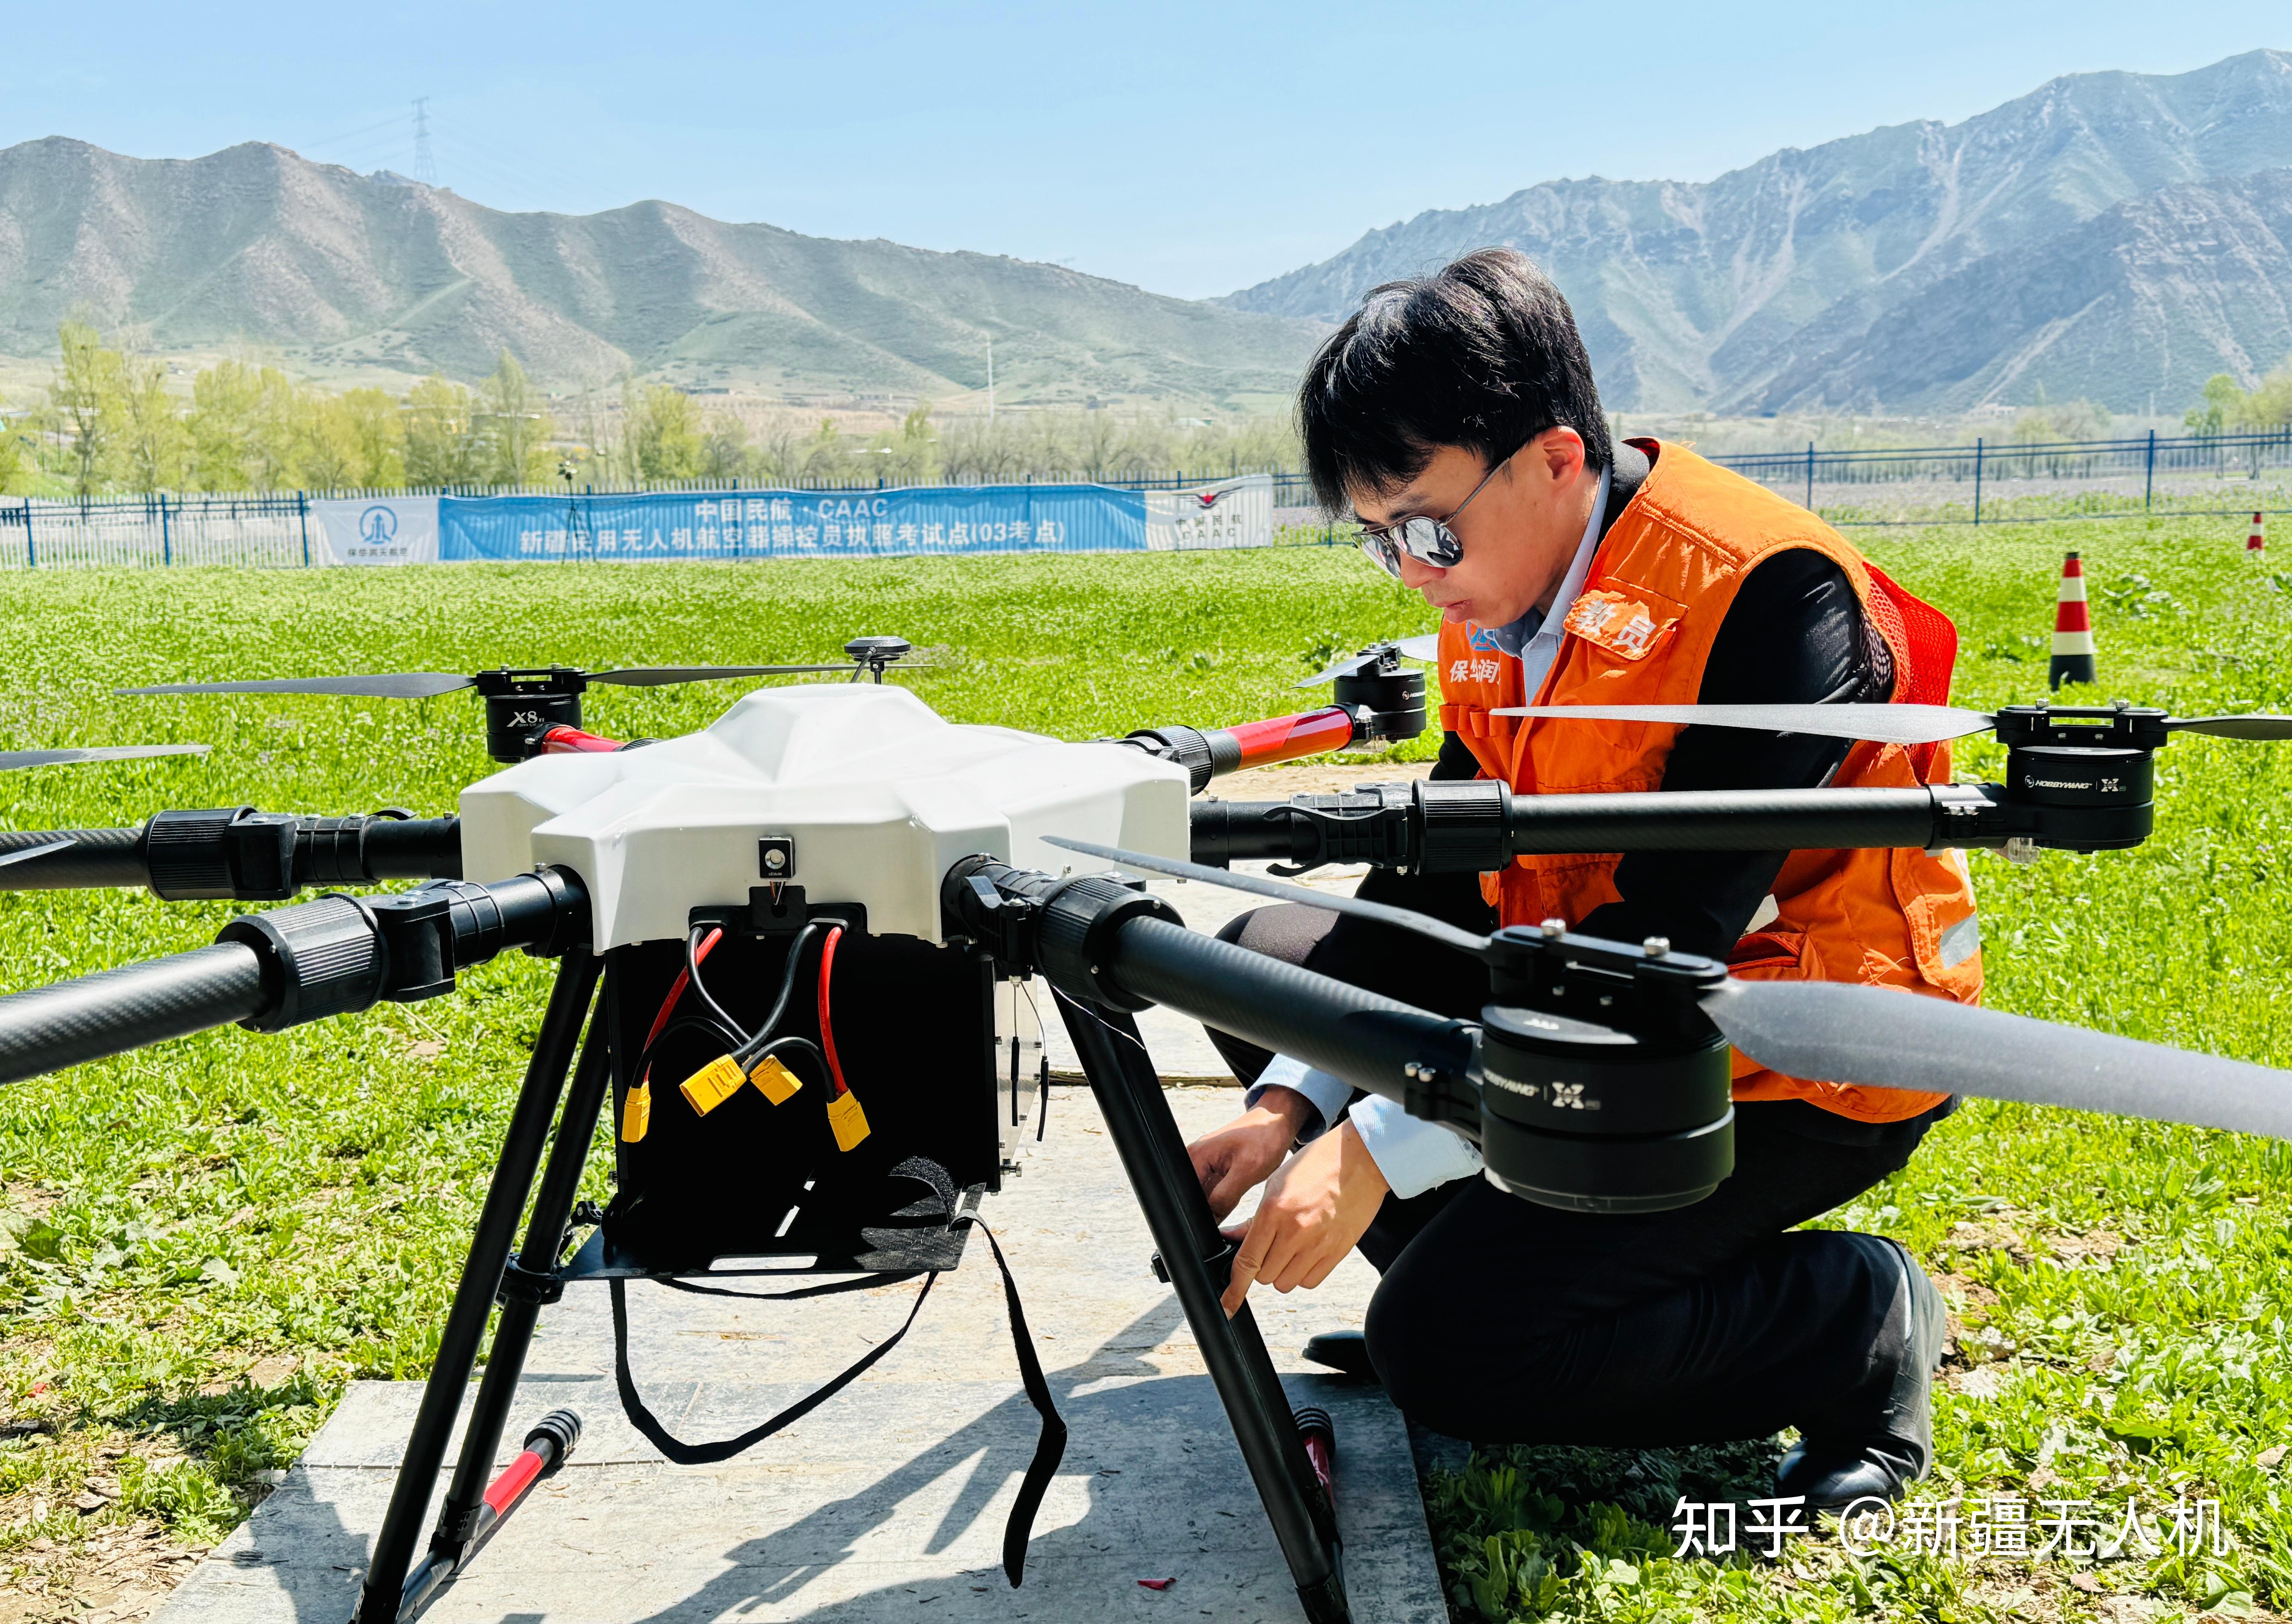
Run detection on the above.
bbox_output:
[475,668,591,763]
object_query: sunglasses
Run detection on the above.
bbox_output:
[1354,447,1517,580]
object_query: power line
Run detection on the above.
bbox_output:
[412,96,437,187]
[297,111,416,157]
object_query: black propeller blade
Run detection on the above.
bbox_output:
[0,839,73,870]
[1296,634,1442,689]
[1702,980,2292,1140]
[1044,835,2292,1137]
[119,674,479,699]
[586,664,852,687]
[1044,836,1491,956]
[2167,714,2292,741]
[0,744,211,770]
[119,665,852,700]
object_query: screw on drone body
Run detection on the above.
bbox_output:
[1642,935,1671,958]
[1540,917,1566,938]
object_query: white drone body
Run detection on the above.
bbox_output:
[456,685,1190,950]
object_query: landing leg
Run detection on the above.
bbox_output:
[401,954,621,1617]
[352,952,603,1624]
[1059,994,1347,1624]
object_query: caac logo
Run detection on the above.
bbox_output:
[359,505,400,546]
[1192,488,1231,510]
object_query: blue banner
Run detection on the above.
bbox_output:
[438,484,1145,562]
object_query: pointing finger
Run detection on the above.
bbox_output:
[1222,1212,1273,1317]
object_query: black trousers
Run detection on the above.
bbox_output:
[1204,876,1940,1448]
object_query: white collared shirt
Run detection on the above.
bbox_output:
[1242,467,1615,1199]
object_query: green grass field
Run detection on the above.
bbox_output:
[0,518,2286,1622]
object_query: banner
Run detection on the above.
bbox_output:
[436,483,1146,562]
[1144,474,1275,551]
[311,496,439,565]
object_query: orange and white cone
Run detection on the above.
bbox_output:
[2249,511,2266,556]
[2050,551,2096,691]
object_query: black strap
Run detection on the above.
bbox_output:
[610,1270,938,1466]
[659,1271,917,1302]
[962,1214,1068,1587]
[607,1214,1067,1587]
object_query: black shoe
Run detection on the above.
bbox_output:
[1302,1330,1379,1381]
[1776,1240,1947,1513]
[1774,1437,1925,1512]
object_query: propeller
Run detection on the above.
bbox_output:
[117,664,850,699]
[1492,703,2292,746]
[0,840,73,870]
[1042,835,2292,1140]
[1296,634,1441,689]
[0,744,210,770]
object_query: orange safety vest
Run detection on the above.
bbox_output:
[1438,440,1978,1123]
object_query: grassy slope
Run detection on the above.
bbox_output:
[0,520,2285,1621]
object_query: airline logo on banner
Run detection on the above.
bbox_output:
[1144,475,1274,551]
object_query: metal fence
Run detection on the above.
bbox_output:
[3,433,2286,568]
[1720,428,2292,526]
[0,492,317,569]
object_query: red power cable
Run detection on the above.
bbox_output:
[639,927,722,1084]
[817,925,848,1095]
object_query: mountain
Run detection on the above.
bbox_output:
[0,139,1322,410]
[1768,167,2292,413]
[1224,50,2292,413]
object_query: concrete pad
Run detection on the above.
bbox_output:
[157,1087,1443,1624]
[1045,862,1369,1084]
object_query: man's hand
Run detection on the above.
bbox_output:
[1221,1120,1389,1317]
[1187,1086,1316,1224]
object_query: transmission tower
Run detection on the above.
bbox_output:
[412,97,436,186]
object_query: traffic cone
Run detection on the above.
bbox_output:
[2249,511,2266,556]
[2050,551,2096,691]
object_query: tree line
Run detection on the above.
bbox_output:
[2186,355,2292,435]
[0,321,1302,499]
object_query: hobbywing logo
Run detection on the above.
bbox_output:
[359,506,399,546]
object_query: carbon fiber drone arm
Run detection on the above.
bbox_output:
[1190,779,2020,870]
[0,810,462,899]
[0,868,584,1086]
[941,854,1481,1135]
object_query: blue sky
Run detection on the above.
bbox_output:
[3,2,2285,299]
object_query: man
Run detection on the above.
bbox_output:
[1187,249,1980,1510]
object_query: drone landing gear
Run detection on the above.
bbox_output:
[1057,995,1349,1624]
[349,947,1345,1624]
[354,950,607,1624]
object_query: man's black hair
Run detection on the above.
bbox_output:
[1297,247,1613,514]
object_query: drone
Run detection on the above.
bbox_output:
[0,636,2284,1624]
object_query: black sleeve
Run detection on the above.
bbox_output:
[1572,548,1893,960]
[1431,728,1482,781]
